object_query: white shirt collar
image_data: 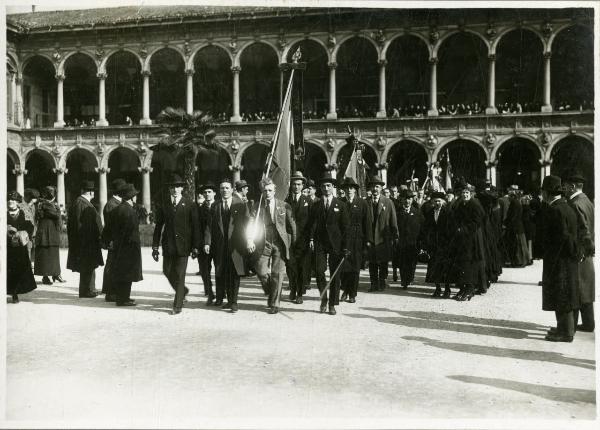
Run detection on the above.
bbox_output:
[549,195,561,205]
[114,195,122,202]
[570,190,583,200]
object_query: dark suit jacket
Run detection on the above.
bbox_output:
[344,197,373,271]
[152,196,200,257]
[568,192,595,304]
[366,196,398,262]
[396,205,424,248]
[67,196,104,272]
[101,196,122,247]
[110,202,143,283]
[308,197,349,253]
[251,199,296,260]
[205,196,251,276]
[285,193,312,251]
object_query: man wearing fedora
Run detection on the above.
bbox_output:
[394,189,424,289]
[235,180,254,214]
[101,178,129,302]
[366,175,398,292]
[204,178,251,312]
[563,172,595,333]
[540,175,580,342]
[107,184,142,306]
[197,182,218,304]
[248,178,296,314]
[285,171,312,303]
[308,173,350,315]
[152,173,201,315]
[423,191,452,297]
[340,177,372,303]
[67,180,104,298]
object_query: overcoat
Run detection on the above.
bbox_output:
[542,198,580,312]
[446,197,486,285]
[343,197,373,272]
[100,196,121,246]
[568,192,595,304]
[66,196,104,272]
[366,196,398,263]
[110,202,143,283]
[285,193,312,253]
[308,197,350,254]
[205,196,251,277]
[7,210,37,295]
[34,199,62,276]
[250,199,296,261]
[394,205,424,266]
[152,196,201,257]
[504,197,529,266]
[423,205,451,283]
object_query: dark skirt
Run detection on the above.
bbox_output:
[425,248,450,283]
[7,245,37,295]
[505,232,529,266]
[34,246,61,276]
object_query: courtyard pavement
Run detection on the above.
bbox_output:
[4,248,597,428]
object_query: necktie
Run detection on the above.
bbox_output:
[325,198,329,211]
[224,200,229,212]
[172,197,177,206]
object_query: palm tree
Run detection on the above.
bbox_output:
[152,107,217,201]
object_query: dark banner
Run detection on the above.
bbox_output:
[281,63,305,172]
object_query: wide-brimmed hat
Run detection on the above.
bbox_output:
[290,171,307,183]
[111,178,128,192]
[200,182,217,193]
[368,175,385,187]
[563,171,586,184]
[81,180,95,191]
[430,191,446,200]
[7,190,22,203]
[341,177,360,189]
[166,173,185,186]
[542,175,562,193]
[235,180,249,191]
[317,172,337,186]
[399,189,416,199]
[119,183,139,201]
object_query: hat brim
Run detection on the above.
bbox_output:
[121,189,140,200]
[368,180,385,187]
[167,181,186,186]
[290,176,307,183]
[317,178,337,186]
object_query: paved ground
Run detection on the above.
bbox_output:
[5,248,597,428]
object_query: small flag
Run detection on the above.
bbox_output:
[269,88,292,201]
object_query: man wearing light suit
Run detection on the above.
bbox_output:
[248,178,296,314]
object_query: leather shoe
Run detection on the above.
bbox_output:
[577,324,594,333]
[171,307,182,315]
[12,294,19,304]
[231,304,239,313]
[206,297,214,306]
[328,306,337,315]
[42,276,53,285]
[116,299,136,306]
[295,297,303,304]
[432,288,442,298]
[52,275,67,283]
[320,305,327,314]
[214,299,223,306]
[79,292,99,298]
[545,333,573,342]
[268,307,279,314]
[105,294,117,302]
[222,302,232,309]
[289,292,296,301]
[442,289,451,299]
[341,292,348,302]
[348,297,356,303]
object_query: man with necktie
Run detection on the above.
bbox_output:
[394,189,424,289]
[197,182,217,305]
[423,191,452,297]
[152,174,200,315]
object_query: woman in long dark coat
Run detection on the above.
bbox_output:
[34,186,65,285]
[7,191,37,303]
[477,189,503,288]
[504,190,529,267]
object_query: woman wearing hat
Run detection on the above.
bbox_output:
[504,186,529,267]
[34,186,65,285]
[7,191,37,303]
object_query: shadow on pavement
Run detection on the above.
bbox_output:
[448,375,596,404]
[403,336,595,370]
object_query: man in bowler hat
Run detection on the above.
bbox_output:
[197,182,218,304]
[67,180,104,298]
[152,174,201,315]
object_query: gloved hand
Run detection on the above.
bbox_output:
[191,248,198,259]
[152,248,160,262]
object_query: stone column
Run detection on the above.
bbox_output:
[54,74,65,128]
[138,166,153,222]
[486,161,498,186]
[97,72,109,126]
[10,73,17,125]
[230,66,242,123]
[96,167,109,222]
[485,55,498,114]
[541,160,551,179]
[376,60,387,118]
[376,163,389,185]
[427,58,438,116]
[325,164,338,179]
[541,52,552,112]
[12,166,26,195]
[327,62,337,120]
[54,167,67,210]
[14,75,23,126]
[229,165,242,184]
[140,70,152,125]
[186,69,194,114]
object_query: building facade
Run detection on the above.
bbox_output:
[6,6,595,217]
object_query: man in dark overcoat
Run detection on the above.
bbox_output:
[152,174,201,315]
[308,173,350,315]
[248,178,296,314]
[423,191,451,297]
[285,171,312,304]
[109,184,142,306]
[197,182,217,305]
[394,189,424,289]
[366,176,398,292]
[302,179,318,291]
[563,173,595,333]
[67,180,104,298]
[101,178,128,302]
[204,178,251,313]
[340,177,372,303]
[540,175,580,342]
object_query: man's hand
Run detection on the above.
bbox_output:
[152,248,160,262]
[309,239,314,251]
[191,248,198,259]
[247,240,256,254]
[204,245,211,255]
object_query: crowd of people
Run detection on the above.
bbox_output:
[6,136,594,342]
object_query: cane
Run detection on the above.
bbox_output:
[319,255,347,300]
